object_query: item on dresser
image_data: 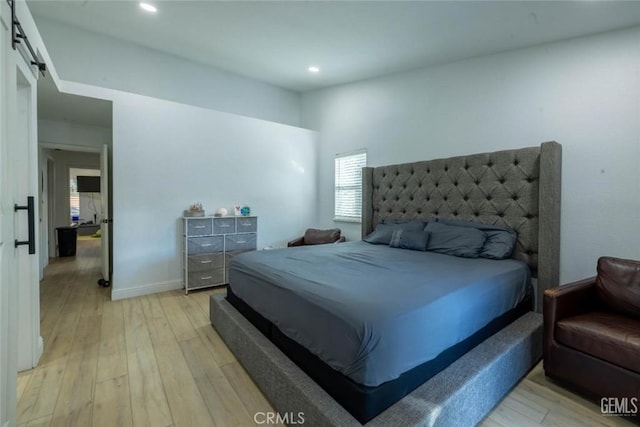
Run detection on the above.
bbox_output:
[184,202,205,217]
[182,216,257,294]
[215,208,228,217]
[240,206,251,216]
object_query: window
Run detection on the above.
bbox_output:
[334,149,367,222]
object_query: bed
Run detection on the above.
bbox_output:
[210,141,562,426]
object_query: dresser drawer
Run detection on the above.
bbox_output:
[188,268,224,288]
[186,218,212,236]
[213,217,236,234]
[236,217,257,233]
[188,253,224,272]
[225,233,256,253]
[187,236,224,255]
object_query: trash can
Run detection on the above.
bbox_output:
[57,226,78,257]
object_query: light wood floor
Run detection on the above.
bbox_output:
[16,239,635,426]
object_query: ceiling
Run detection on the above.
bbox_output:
[30,1,640,127]
[27,1,640,93]
[38,72,112,127]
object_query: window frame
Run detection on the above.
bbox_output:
[334,149,367,223]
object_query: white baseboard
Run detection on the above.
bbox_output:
[35,336,43,366]
[111,280,183,301]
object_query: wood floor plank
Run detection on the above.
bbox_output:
[180,336,255,426]
[526,363,607,417]
[92,375,133,427]
[190,288,220,316]
[37,286,84,367]
[479,414,510,427]
[182,291,236,367]
[16,361,66,423]
[122,297,173,427]
[502,393,548,423]
[49,314,102,427]
[80,280,107,318]
[17,414,52,427]
[509,386,551,421]
[145,313,215,426]
[39,276,74,343]
[523,380,636,427]
[16,370,33,404]
[488,402,542,427]
[541,409,611,427]
[138,293,165,321]
[158,291,199,342]
[221,361,282,426]
[95,299,127,384]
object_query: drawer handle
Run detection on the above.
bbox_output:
[237,240,246,244]
[200,260,212,264]
[241,222,251,226]
[221,224,230,227]
[201,243,212,247]
[200,276,213,280]
[194,225,206,229]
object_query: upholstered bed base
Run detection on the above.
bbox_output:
[210,294,543,426]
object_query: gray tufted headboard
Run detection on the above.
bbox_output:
[361,141,561,312]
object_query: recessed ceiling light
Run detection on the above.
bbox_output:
[139,2,157,13]
[308,66,320,73]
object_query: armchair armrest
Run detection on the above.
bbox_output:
[544,276,598,321]
[543,276,599,364]
[287,237,304,247]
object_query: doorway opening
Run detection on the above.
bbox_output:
[36,73,113,293]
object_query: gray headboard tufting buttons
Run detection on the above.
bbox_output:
[362,141,561,312]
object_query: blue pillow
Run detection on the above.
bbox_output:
[437,219,517,260]
[389,229,430,251]
[424,222,486,258]
[364,220,424,245]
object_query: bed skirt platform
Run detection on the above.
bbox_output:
[210,294,543,426]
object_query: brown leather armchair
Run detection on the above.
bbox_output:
[543,257,640,403]
[287,228,346,247]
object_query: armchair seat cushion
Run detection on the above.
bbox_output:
[556,311,640,374]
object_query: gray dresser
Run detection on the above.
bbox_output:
[182,216,257,294]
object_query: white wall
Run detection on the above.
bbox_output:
[301,25,640,284]
[34,18,301,127]
[111,92,317,299]
[39,118,111,151]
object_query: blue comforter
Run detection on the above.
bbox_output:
[229,241,529,387]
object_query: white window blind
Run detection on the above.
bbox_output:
[334,149,367,221]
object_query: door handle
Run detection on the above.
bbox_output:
[14,196,36,254]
